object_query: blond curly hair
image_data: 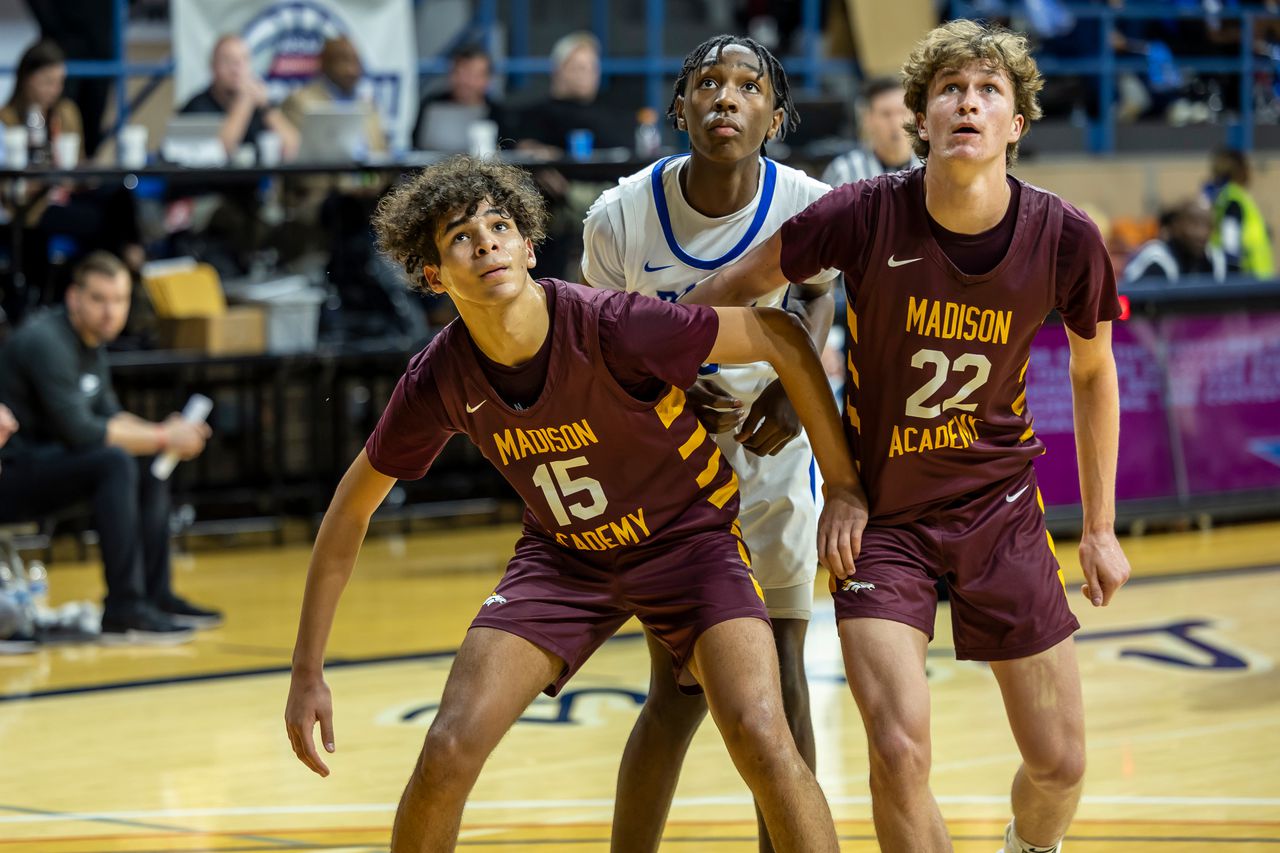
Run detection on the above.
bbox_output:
[901,20,1044,166]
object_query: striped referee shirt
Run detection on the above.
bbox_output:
[821,145,921,188]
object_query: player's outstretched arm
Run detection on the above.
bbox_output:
[1067,322,1131,607]
[285,450,396,776]
[708,306,867,579]
[682,231,790,307]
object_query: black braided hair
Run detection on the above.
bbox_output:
[667,35,800,154]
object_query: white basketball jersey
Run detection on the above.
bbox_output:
[582,154,838,401]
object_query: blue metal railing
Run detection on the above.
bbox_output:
[7,0,1273,153]
[950,1,1276,152]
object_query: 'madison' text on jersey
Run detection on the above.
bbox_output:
[780,168,1120,523]
[582,154,837,402]
[365,281,740,557]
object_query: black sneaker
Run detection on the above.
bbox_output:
[155,595,223,629]
[100,606,195,646]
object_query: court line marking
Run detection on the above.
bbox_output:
[2,794,1277,825]
[0,634,648,703]
[0,802,306,848]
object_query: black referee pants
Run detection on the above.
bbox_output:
[0,446,173,617]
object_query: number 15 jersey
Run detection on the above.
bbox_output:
[780,167,1121,524]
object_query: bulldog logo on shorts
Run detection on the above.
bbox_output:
[482,593,508,607]
[841,580,876,594]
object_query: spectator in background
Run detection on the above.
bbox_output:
[281,36,386,158]
[0,252,219,644]
[412,44,510,152]
[23,0,113,158]
[0,40,145,307]
[821,76,921,187]
[181,34,299,160]
[515,32,636,279]
[1123,197,1226,284]
[1207,147,1274,278]
[516,31,632,151]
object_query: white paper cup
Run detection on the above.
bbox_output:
[118,124,148,169]
[53,132,80,169]
[4,126,28,169]
[257,130,282,166]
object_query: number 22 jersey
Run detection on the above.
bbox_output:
[780,167,1121,524]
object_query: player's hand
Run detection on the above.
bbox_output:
[818,480,868,580]
[736,378,800,457]
[285,672,336,777]
[163,414,211,460]
[686,378,744,434]
[0,404,18,449]
[1078,527,1131,607]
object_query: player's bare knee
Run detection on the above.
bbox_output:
[866,726,931,788]
[1023,741,1086,792]
[714,703,791,766]
[419,718,487,780]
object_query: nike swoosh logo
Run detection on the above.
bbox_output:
[644,261,675,272]
[887,255,923,268]
[1005,485,1031,503]
[466,401,486,413]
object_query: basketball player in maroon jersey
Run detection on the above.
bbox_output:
[283,156,866,852]
[686,20,1132,853]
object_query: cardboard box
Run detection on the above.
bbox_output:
[159,306,266,355]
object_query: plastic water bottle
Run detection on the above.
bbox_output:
[634,107,662,159]
[0,561,34,635]
[26,562,48,613]
[152,393,214,481]
[25,107,48,166]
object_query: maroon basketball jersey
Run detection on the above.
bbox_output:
[368,280,740,560]
[781,168,1119,523]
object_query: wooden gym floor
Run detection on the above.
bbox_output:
[1,520,1277,852]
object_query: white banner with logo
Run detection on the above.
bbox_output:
[171,0,417,148]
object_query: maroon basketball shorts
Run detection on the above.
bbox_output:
[833,464,1079,661]
[470,527,769,696]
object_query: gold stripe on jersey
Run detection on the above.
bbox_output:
[848,306,858,344]
[655,386,686,428]
[708,472,739,509]
[1034,487,1066,589]
[678,421,709,460]
[657,384,739,513]
[731,523,752,569]
[1020,422,1036,442]
[847,351,860,389]
[847,400,861,432]
[696,448,723,489]
[1012,357,1031,416]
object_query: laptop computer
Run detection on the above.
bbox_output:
[162,114,228,166]
[296,102,368,164]
[415,101,488,152]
